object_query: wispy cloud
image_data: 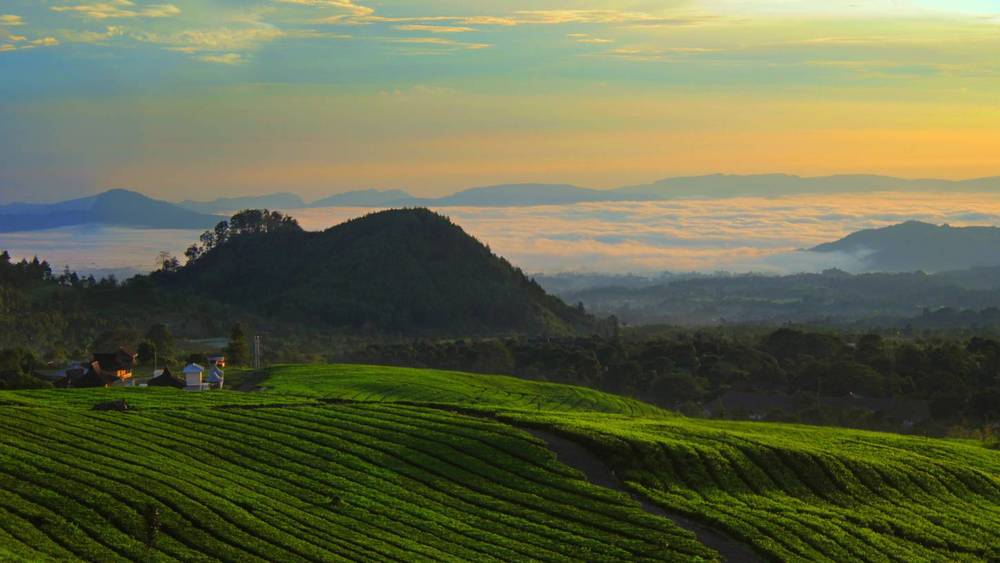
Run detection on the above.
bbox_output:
[276,0,373,17]
[197,52,244,65]
[60,25,124,43]
[0,14,24,26]
[390,37,491,51]
[51,1,180,20]
[602,46,722,61]
[515,10,695,26]
[395,24,477,34]
[313,4,706,30]
[0,35,60,52]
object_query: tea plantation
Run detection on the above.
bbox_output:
[1,363,998,561]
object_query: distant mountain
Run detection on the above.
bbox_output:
[179,193,305,214]
[158,208,592,335]
[0,189,221,232]
[316,175,1000,207]
[433,184,613,207]
[614,174,1000,199]
[309,189,415,207]
[810,221,1000,272]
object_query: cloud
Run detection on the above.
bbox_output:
[315,5,704,29]
[515,10,689,25]
[390,37,491,50]
[275,0,373,17]
[197,52,244,65]
[135,26,285,53]
[0,14,24,26]
[0,33,60,52]
[395,24,477,33]
[601,46,722,61]
[51,1,180,20]
[60,25,124,43]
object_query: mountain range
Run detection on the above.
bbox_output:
[0,189,219,232]
[7,174,1000,229]
[166,173,1000,210]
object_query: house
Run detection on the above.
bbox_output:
[207,355,226,369]
[182,363,208,391]
[205,365,225,390]
[92,348,137,382]
[60,360,130,388]
[148,367,184,389]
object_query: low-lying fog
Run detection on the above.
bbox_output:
[3,191,1000,278]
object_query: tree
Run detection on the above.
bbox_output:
[145,324,174,357]
[226,322,250,366]
[184,244,203,264]
[137,340,157,366]
[155,251,180,272]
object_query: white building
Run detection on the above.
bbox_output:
[183,363,208,391]
[206,365,225,390]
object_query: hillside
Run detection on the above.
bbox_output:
[159,208,592,335]
[811,221,1000,272]
[1,364,997,561]
[0,189,220,232]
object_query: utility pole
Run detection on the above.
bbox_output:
[253,335,263,370]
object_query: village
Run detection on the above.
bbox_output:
[53,347,227,392]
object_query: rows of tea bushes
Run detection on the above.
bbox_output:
[0,397,712,561]
[263,363,664,416]
[506,411,1000,562]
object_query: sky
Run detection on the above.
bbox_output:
[1,0,1000,203]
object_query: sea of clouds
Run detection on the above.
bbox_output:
[4,191,1000,277]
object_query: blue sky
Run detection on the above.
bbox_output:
[2,0,999,202]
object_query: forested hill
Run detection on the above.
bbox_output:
[156,208,594,335]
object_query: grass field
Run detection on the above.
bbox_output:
[1,363,999,562]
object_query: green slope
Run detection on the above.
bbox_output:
[0,380,712,562]
[264,363,665,416]
[1,364,999,562]
[266,364,1000,562]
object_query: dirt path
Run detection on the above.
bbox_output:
[525,428,762,563]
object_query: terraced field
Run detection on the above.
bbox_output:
[0,389,712,562]
[501,411,1000,562]
[264,363,664,416]
[2,363,999,562]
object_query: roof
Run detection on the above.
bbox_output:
[60,361,119,388]
[148,367,184,388]
[183,363,204,374]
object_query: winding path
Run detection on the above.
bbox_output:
[524,428,763,563]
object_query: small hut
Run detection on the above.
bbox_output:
[182,363,207,391]
[148,367,184,389]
